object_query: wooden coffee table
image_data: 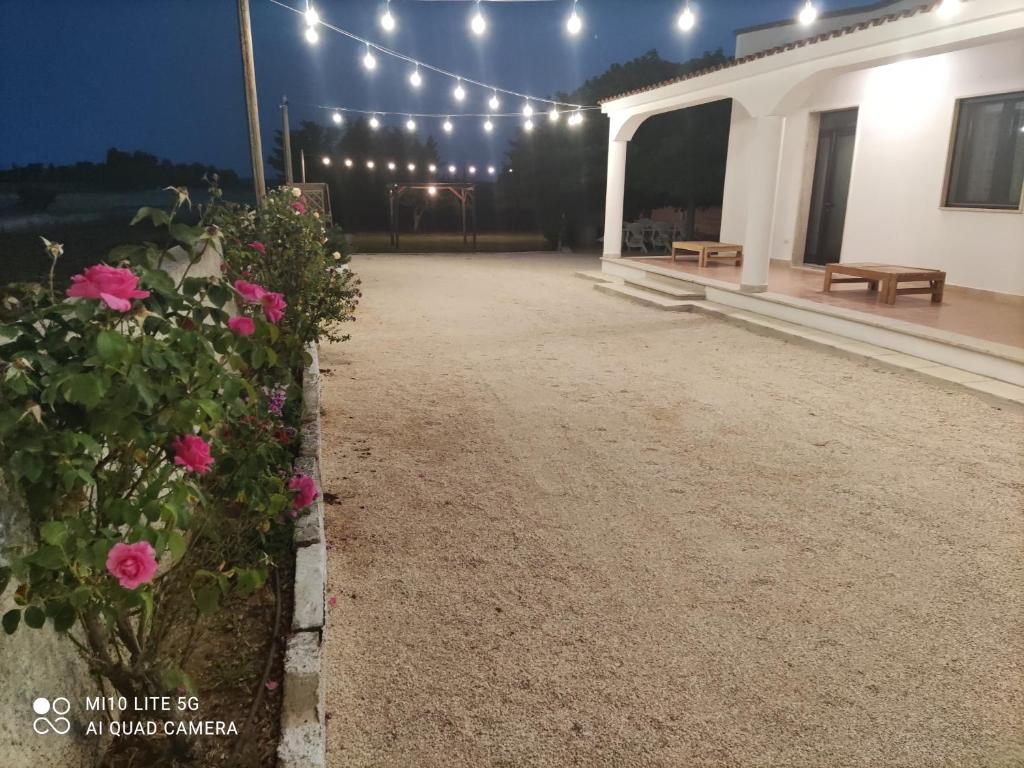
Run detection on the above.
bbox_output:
[823,263,946,304]
[671,241,743,268]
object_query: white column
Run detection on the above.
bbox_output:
[602,138,629,257]
[740,116,784,292]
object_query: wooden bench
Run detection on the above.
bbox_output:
[823,263,946,305]
[671,240,743,268]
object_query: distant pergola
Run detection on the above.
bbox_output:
[388,183,477,250]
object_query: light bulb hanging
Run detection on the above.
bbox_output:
[798,1,818,25]
[380,1,396,31]
[468,165,477,175]
[321,156,331,165]
[453,79,466,101]
[489,91,500,111]
[406,117,417,132]
[522,102,534,118]
[344,158,353,167]
[366,160,376,169]
[428,164,437,173]
[304,26,319,44]
[443,117,454,133]
[566,1,582,35]
[470,0,486,35]
[407,163,416,172]
[936,0,962,18]
[332,111,343,124]
[363,44,377,70]
[487,166,496,175]
[524,118,534,131]
[448,164,457,174]
[549,108,560,122]
[409,66,422,88]
[387,161,396,170]
[677,3,695,32]
[484,117,494,133]
[304,3,319,27]
[369,115,380,130]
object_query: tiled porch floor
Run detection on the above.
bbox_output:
[633,257,1024,350]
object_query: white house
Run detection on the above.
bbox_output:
[600,0,1024,298]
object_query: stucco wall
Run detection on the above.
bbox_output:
[721,37,1024,295]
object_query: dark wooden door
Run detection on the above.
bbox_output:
[804,108,858,266]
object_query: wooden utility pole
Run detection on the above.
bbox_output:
[236,0,266,203]
[281,95,293,184]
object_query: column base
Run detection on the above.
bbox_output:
[739,283,768,294]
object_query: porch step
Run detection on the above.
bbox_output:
[574,270,613,283]
[623,275,705,299]
[594,282,698,311]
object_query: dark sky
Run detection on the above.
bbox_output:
[0,0,806,174]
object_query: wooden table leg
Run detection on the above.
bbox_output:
[883,278,897,304]
[735,248,742,266]
[931,277,944,303]
[823,266,833,293]
[699,247,707,268]
[671,246,677,262]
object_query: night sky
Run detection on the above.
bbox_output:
[0,0,806,175]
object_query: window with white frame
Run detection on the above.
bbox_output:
[945,91,1024,210]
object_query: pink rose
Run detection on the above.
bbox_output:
[289,474,318,510]
[261,291,287,324]
[66,264,150,312]
[233,279,267,304]
[248,241,266,255]
[290,201,305,214]
[171,434,214,474]
[106,541,158,590]
[228,316,255,336]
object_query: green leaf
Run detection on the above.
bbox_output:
[9,451,43,483]
[47,601,76,633]
[64,373,106,408]
[193,582,221,615]
[95,329,130,363]
[40,521,68,548]
[140,590,154,627]
[130,207,170,228]
[2,609,20,635]
[29,544,65,570]
[169,222,202,247]
[24,606,45,629]
[69,586,92,610]
[167,531,187,561]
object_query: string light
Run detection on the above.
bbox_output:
[406,116,417,131]
[937,0,962,18]
[270,0,594,112]
[387,161,397,170]
[304,26,319,44]
[522,101,534,118]
[798,1,818,25]
[409,66,422,88]
[427,186,437,196]
[366,160,376,169]
[549,108,560,122]
[566,1,582,35]
[363,43,377,70]
[321,156,331,165]
[407,163,416,172]
[470,0,487,35]
[443,117,454,133]
[303,3,319,27]
[677,2,695,31]
[468,165,477,175]
[484,117,494,132]
[448,164,457,173]
[453,79,466,102]
[369,115,380,129]
[569,109,583,126]
[524,118,534,131]
[489,91,500,111]
[487,166,496,175]
[428,164,437,173]
[380,0,396,31]
[332,110,343,124]
[344,158,353,167]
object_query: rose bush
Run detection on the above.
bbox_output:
[0,180,353,756]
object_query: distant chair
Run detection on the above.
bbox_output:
[623,222,648,254]
[651,221,672,252]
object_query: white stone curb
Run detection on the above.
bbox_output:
[278,343,327,768]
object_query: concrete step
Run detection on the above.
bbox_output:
[623,276,705,299]
[594,282,698,311]
[574,270,613,283]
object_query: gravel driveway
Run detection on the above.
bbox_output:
[321,253,1023,767]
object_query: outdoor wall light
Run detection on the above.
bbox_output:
[677,3,695,32]
[798,1,818,25]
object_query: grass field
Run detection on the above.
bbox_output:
[350,231,551,254]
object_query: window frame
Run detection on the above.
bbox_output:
[942,90,1024,213]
